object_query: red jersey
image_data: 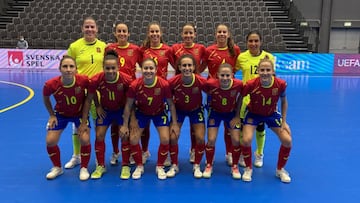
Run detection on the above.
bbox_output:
[168,74,207,111]
[43,74,89,117]
[204,44,241,78]
[205,78,243,113]
[105,43,141,80]
[89,72,133,111]
[242,77,287,116]
[127,76,172,115]
[171,43,206,74]
[140,43,174,79]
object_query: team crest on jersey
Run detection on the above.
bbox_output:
[96,47,101,53]
[117,84,124,91]
[127,50,133,56]
[75,87,82,94]
[272,88,278,95]
[231,90,237,97]
[192,87,199,94]
[154,88,161,95]
[159,50,165,56]
[194,48,199,55]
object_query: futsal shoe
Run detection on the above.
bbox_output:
[253,151,264,168]
[142,151,151,164]
[276,168,291,183]
[156,166,167,180]
[166,164,179,178]
[226,152,233,166]
[202,164,213,178]
[131,165,144,180]
[120,166,131,179]
[193,164,202,178]
[79,167,90,181]
[242,167,253,182]
[91,165,106,179]
[231,165,241,179]
[110,152,121,165]
[64,155,81,169]
[46,167,63,180]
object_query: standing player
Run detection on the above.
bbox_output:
[170,23,207,162]
[85,51,133,180]
[171,23,206,74]
[139,22,175,165]
[168,54,207,178]
[240,57,292,183]
[104,22,142,165]
[202,63,243,179]
[140,21,174,79]
[202,24,241,166]
[235,30,275,168]
[43,56,91,181]
[119,58,180,180]
[65,17,106,169]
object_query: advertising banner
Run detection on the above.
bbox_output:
[333,54,360,75]
[273,53,334,74]
[0,49,66,70]
[1,49,360,76]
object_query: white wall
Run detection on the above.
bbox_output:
[329,29,360,53]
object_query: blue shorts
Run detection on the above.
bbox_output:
[96,109,124,127]
[175,107,205,124]
[47,113,90,131]
[243,110,282,128]
[207,109,240,129]
[135,110,169,128]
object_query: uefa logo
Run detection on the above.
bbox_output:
[8,51,24,67]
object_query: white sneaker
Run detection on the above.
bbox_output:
[64,155,81,169]
[193,164,202,178]
[226,152,233,166]
[156,166,167,180]
[239,154,246,167]
[110,152,121,165]
[46,167,63,180]
[189,149,195,163]
[164,156,171,167]
[79,167,90,181]
[166,164,179,178]
[242,167,253,182]
[254,151,264,168]
[129,155,135,165]
[202,164,213,178]
[132,165,144,180]
[142,151,151,164]
[276,168,291,183]
[231,165,241,179]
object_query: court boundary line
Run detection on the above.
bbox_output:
[0,80,35,113]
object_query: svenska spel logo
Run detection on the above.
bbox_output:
[8,51,24,67]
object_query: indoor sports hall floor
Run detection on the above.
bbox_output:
[0,69,359,203]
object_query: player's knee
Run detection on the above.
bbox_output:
[80,136,90,145]
[241,137,252,146]
[281,135,292,148]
